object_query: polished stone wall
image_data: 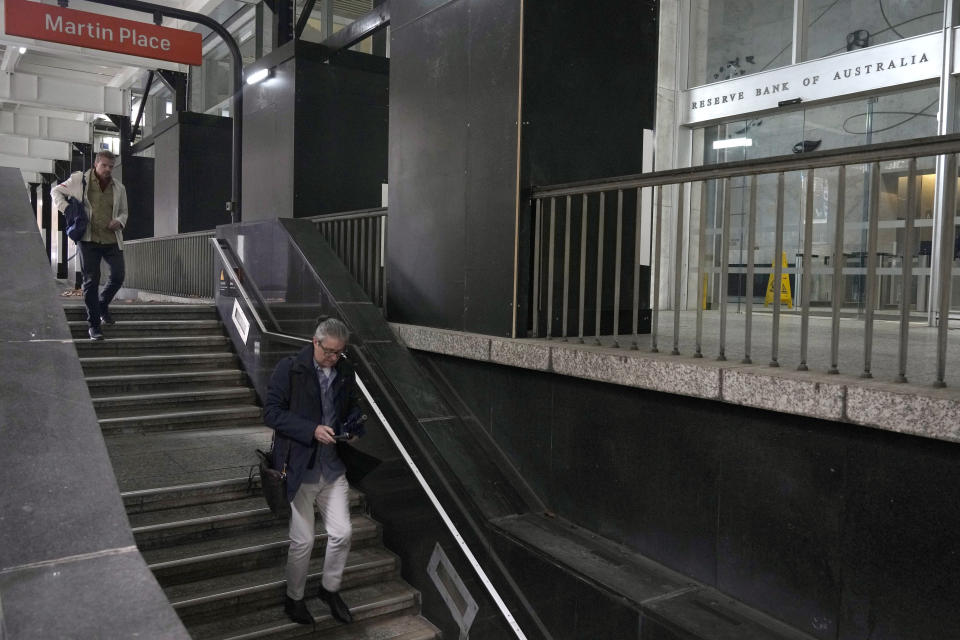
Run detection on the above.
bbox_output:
[421,350,960,639]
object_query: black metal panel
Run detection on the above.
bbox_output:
[388,0,521,334]
[839,432,960,639]
[153,112,229,235]
[716,416,845,639]
[388,0,471,330]
[242,56,297,221]
[176,117,231,233]
[153,119,180,237]
[293,53,388,217]
[463,0,522,336]
[520,0,658,187]
[121,156,155,240]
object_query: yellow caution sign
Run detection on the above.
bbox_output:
[764,251,793,308]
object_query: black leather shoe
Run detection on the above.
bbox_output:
[100,309,115,325]
[284,596,313,625]
[88,326,104,341]
[318,586,353,624]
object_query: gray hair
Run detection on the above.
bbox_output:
[314,317,350,343]
[95,150,117,163]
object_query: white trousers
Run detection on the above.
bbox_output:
[285,473,352,599]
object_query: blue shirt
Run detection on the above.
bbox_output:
[300,362,346,484]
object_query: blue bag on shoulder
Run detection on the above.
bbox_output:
[64,172,88,242]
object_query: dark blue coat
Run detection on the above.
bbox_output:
[262,345,361,501]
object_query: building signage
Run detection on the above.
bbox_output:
[682,32,942,125]
[3,0,202,65]
[231,299,250,344]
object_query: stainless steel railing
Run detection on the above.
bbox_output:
[527,133,960,387]
[120,230,215,298]
[308,208,388,312]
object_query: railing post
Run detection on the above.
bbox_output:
[672,182,685,356]
[578,195,588,344]
[829,166,846,374]
[862,161,881,378]
[935,152,957,387]
[897,158,918,383]
[694,180,708,358]
[532,199,542,338]
[612,190,624,347]
[770,172,785,368]
[798,168,815,371]
[743,175,756,364]
[631,186,643,350]
[546,198,557,340]
[718,177,731,361]
[594,192,606,346]
[650,185,663,353]
[562,195,572,341]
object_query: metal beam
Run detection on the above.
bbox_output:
[0,72,127,114]
[318,2,389,54]
[294,0,318,40]
[0,46,22,72]
[131,71,154,143]
[0,112,90,143]
[0,152,55,174]
[0,133,71,161]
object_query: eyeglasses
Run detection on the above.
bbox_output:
[314,340,346,357]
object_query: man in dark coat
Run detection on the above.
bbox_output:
[263,317,363,625]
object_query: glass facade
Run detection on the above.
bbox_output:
[689,0,944,87]
[672,0,959,323]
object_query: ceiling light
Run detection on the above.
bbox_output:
[245,68,272,85]
[18,47,26,54]
[712,138,753,150]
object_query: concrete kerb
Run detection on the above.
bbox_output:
[390,323,960,445]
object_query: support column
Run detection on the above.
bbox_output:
[930,0,960,326]
[40,176,54,271]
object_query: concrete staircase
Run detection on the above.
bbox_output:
[67,302,440,640]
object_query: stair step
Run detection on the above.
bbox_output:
[99,406,263,435]
[74,335,232,356]
[69,319,225,338]
[80,353,240,375]
[130,491,365,549]
[93,387,258,418]
[170,547,399,620]
[87,370,249,396]
[144,513,381,585]
[186,580,423,640]
[64,304,217,322]
[124,477,262,514]
[304,615,440,640]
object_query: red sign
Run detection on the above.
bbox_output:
[4,0,202,65]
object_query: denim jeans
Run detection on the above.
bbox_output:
[78,241,125,328]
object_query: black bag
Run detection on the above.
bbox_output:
[64,173,88,242]
[256,441,292,519]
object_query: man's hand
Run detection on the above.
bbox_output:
[107,220,123,231]
[314,424,336,444]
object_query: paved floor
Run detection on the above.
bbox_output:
[543,306,960,391]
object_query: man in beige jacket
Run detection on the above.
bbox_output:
[52,150,129,340]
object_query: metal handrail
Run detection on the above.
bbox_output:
[526,135,959,388]
[306,207,387,222]
[211,235,527,639]
[531,132,960,197]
